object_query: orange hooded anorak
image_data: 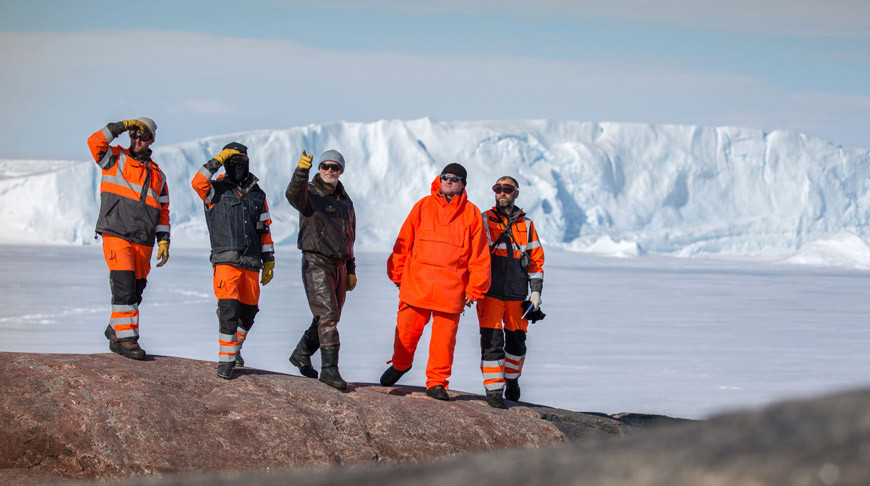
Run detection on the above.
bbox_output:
[387,176,491,314]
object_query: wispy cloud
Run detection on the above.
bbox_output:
[0,29,867,159]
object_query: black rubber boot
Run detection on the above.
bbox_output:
[318,345,347,390]
[104,325,119,354]
[426,385,450,401]
[289,332,319,379]
[117,338,146,360]
[505,378,521,402]
[379,365,411,386]
[235,350,245,367]
[486,389,507,409]
[217,361,235,380]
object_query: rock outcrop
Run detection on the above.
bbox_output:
[119,388,870,486]
[0,352,674,484]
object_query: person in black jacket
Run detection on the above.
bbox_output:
[192,142,276,380]
[285,149,356,390]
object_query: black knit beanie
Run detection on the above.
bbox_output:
[441,163,467,183]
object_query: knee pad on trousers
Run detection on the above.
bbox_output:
[480,327,506,361]
[217,299,243,335]
[110,270,138,305]
[504,329,527,357]
[239,303,259,331]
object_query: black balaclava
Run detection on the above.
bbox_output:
[225,155,249,183]
[222,142,249,183]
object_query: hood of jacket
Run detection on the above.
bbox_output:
[428,175,468,225]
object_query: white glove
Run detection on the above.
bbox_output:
[529,291,541,311]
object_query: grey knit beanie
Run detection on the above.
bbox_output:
[318,149,346,169]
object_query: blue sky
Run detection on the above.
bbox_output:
[1,0,868,158]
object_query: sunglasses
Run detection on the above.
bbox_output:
[319,163,342,172]
[440,175,462,183]
[128,129,153,142]
[492,183,516,194]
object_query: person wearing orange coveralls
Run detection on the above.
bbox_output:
[379,163,491,401]
[478,176,544,409]
[191,142,275,380]
[87,117,170,361]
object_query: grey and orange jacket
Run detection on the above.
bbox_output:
[388,177,491,314]
[483,206,544,301]
[192,158,275,271]
[88,123,170,246]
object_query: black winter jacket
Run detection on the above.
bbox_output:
[285,169,356,274]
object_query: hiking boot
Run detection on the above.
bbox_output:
[318,346,347,390]
[217,362,235,380]
[426,385,450,401]
[379,365,410,387]
[486,389,507,409]
[505,378,521,402]
[289,334,319,379]
[235,350,245,367]
[104,325,119,354]
[117,339,146,360]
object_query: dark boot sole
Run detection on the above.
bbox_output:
[319,377,348,390]
[289,354,319,379]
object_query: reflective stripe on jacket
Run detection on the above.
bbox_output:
[88,124,170,246]
[387,176,491,314]
[483,206,544,300]
[192,159,274,271]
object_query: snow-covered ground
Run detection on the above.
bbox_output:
[2,244,868,420]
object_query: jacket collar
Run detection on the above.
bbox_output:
[216,173,260,191]
[429,176,467,208]
[492,204,525,222]
[312,173,346,198]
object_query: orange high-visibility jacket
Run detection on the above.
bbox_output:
[88,125,170,246]
[387,177,491,314]
[483,206,545,300]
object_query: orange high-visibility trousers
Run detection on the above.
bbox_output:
[213,264,260,363]
[102,235,153,340]
[390,302,461,390]
[477,296,528,391]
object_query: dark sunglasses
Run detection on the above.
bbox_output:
[440,175,462,183]
[319,163,342,172]
[128,129,153,142]
[492,183,516,194]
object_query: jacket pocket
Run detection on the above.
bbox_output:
[415,229,464,268]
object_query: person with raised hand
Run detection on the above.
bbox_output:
[192,142,275,380]
[87,116,169,360]
[285,149,356,390]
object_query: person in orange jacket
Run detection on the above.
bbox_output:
[477,176,545,408]
[87,117,170,360]
[191,142,275,380]
[380,163,491,401]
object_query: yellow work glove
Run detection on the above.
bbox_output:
[155,240,170,267]
[346,274,357,291]
[122,119,150,134]
[214,148,244,165]
[261,261,275,285]
[298,150,313,170]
